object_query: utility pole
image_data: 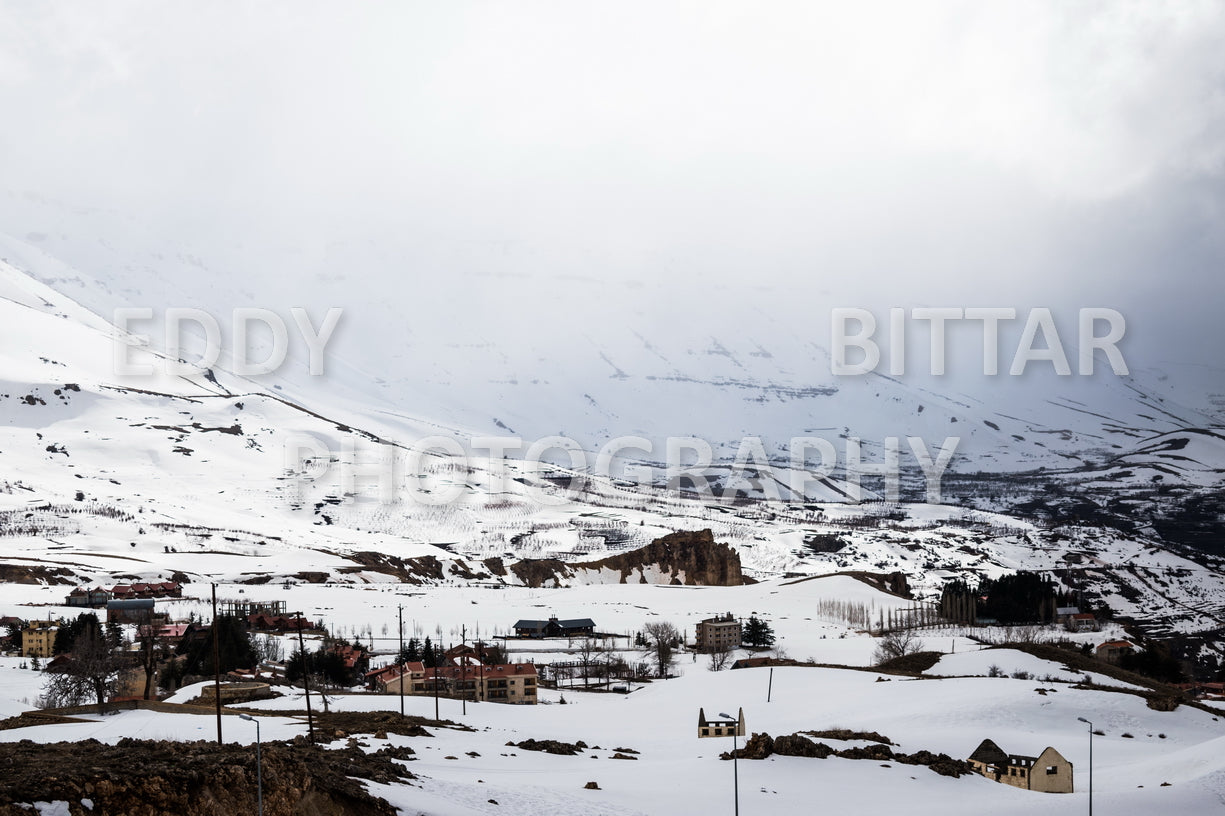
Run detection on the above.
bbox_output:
[461,626,467,716]
[212,584,222,745]
[398,605,405,718]
[296,611,314,743]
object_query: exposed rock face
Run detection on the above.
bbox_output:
[509,558,573,588]
[0,562,77,585]
[0,737,414,815]
[510,529,744,588]
[346,552,447,583]
[580,529,744,586]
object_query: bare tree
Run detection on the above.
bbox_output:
[641,621,681,679]
[574,638,604,687]
[40,629,125,709]
[137,610,171,701]
[872,629,925,665]
[708,642,734,671]
[254,634,284,663]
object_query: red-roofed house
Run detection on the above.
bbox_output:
[366,661,426,693]
[1065,613,1099,633]
[329,642,368,671]
[1096,640,1135,664]
[427,663,538,704]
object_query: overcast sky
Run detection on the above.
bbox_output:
[1,2,1223,425]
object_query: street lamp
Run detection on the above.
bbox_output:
[719,711,741,816]
[238,713,263,816]
[1077,716,1093,816]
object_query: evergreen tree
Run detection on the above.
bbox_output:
[54,613,103,655]
[422,636,438,668]
[179,615,256,676]
[106,620,124,649]
[742,616,775,648]
[288,644,359,687]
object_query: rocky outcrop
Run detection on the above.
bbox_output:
[579,529,744,586]
[773,734,832,758]
[509,738,588,756]
[510,529,744,588]
[0,737,415,816]
[509,558,573,588]
[719,731,976,778]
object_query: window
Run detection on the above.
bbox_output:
[1046,766,1058,775]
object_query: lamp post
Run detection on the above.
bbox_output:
[719,711,741,816]
[238,714,263,816]
[1077,716,1093,816]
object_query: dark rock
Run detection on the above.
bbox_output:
[773,735,833,758]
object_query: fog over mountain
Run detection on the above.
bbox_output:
[1,2,1223,471]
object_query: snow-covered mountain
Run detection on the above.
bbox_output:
[2,209,1223,481]
[2,247,1224,656]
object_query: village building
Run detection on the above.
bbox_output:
[1065,612,1099,633]
[106,599,163,625]
[968,739,1073,793]
[512,615,595,639]
[366,661,427,694]
[1055,606,1079,622]
[329,641,368,672]
[108,582,181,600]
[371,661,538,704]
[65,586,113,608]
[135,623,191,645]
[21,622,58,657]
[1096,640,1135,664]
[247,613,313,632]
[695,613,741,653]
[511,616,594,639]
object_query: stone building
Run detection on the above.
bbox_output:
[969,738,1073,793]
[695,613,741,653]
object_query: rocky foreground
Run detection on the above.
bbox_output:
[0,735,417,816]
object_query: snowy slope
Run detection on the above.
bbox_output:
[1,245,1224,650]
[2,221,1223,480]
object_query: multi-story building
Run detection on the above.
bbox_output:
[22,622,58,657]
[372,661,538,704]
[695,613,741,653]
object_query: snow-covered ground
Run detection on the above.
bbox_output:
[3,574,1223,814]
[3,658,1222,815]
